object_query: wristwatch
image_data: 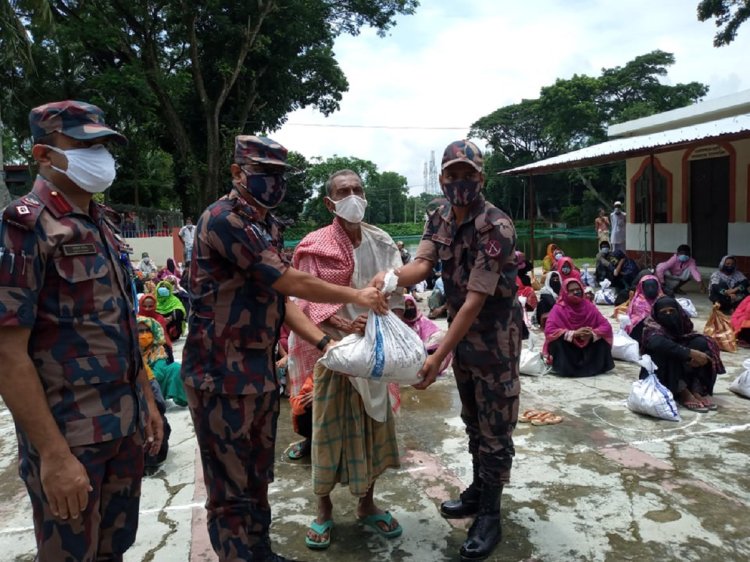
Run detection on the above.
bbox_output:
[316,334,332,351]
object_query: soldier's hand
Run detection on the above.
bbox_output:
[40,450,92,520]
[368,271,387,291]
[355,287,388,315]
[145,400,164,457]
[413,354,441,390]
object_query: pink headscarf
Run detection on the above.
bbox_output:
[625,274,663,333]
[543,278,613,355]
[555,256,581,282]
[403,295,453,375]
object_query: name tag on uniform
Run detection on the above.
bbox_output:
[431,234,452,246]
[62,243,97,256]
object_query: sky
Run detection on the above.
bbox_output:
[271,0,750,196]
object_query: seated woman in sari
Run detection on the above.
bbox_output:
[137,316,187,407]
[543,278,614,377]
[555,256,581,283]
[402,295,453,374]
[641,297,725,411]
[156,280,187,340]
[139,293,173,362]
[542,243,563,275]
[625,274,663,343]
[709,255,749,313]
[611,249,639,292]
[731,296,750,347]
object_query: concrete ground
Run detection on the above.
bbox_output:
[1,289,749,561]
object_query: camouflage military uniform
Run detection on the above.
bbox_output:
[414,194,522,485]
[0,176,146,561]
[181,137,290,560]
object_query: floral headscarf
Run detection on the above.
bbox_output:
[137,316,169,365]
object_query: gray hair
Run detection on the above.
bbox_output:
[325,169,362,197]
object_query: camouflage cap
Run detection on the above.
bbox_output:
[29,100,127,144]
[441,140,483,172]
[234,135,290,168]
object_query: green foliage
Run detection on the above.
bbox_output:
[1,0,419,216]
[274,151,311,224]
[471,50,708,226]
[698,0,750,46]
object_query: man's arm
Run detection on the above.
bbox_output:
[0,327,92,520]
[369,257,434,290]
[413,290,487,390]
[272,267,387,314]
[284,300,335,348]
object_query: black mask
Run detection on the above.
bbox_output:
[657,312,682,335]
[404,308,417,320]
[550,278,561,294]
[723,265,736,274]
[642,281,659,300]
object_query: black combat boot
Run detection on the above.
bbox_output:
[459,485,502,561]
[441,459,482,518]
[251,535,306,562]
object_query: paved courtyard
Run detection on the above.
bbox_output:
[1,290,749,561]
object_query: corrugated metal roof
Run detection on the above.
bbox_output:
[502,114,750,176]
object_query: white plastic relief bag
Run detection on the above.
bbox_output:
[611,315,640,363]
[626,355,680,421]
[594,279,615,305]
[729,358,750,398]
[519,332,550,376]
[676,297,698,318]
[319,310,427,384]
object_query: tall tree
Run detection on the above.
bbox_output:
[4,0,418,216]
[698,0,750,46]
[0,0,52,207]
[471,50,708,221]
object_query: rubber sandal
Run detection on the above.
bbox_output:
[305,519,333,550]
[358,511,403,539]
[531,412,563,426]
[699,399,718,411]
[519,409,547,423]
[288,439,311,460]
[680,400,709,413]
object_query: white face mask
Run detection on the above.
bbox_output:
[330,194,367,224]
[47,144,117,193]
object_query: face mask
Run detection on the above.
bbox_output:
[241,171,286,209]
[157,286,170,297]
[568,294,583,305]
[47,144,117,193]
[561,265,571,275]
[139,333,154,349]
[723,265,736,274]
[142,257,151,264]
[678,254,689,263]
[643,281,659,300]
[403,308,417,320]
[330,194,368,224]
[601,247,610,255]
[442,179,481,207]
[550,278,561,294]
[657,311,682,335]
[554,252,563,260]
[614,208,621,214]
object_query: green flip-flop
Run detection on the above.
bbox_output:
[305,519,333,550]
[358,511,403,539]
[287,439,311,460]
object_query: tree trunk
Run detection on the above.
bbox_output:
[0,103,11,208]
[575,169,610,209]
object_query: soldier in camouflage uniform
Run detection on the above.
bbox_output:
[372,140,522,562]
[181,135,387,562]
[0,100,163,561]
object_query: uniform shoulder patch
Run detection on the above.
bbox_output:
[1,195,46,231]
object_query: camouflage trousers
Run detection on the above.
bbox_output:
[186,386,280,562]
[452,318,522,486]
[19,433,144,562]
